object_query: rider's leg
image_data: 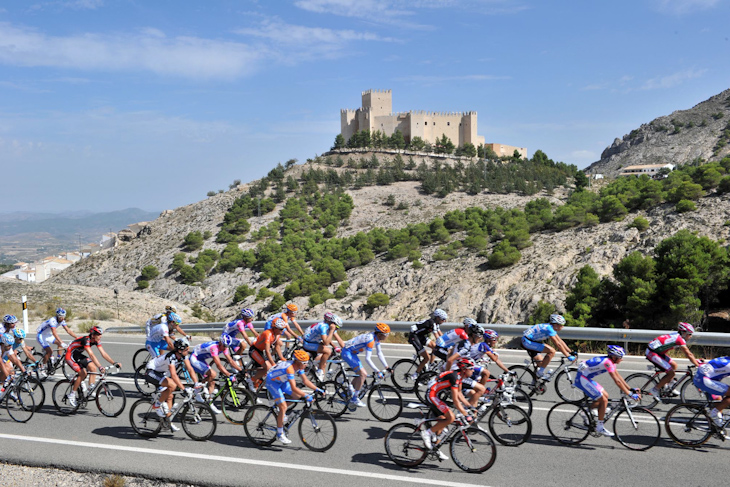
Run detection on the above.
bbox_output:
[655,361,677,390]
[538,345,556,370]
[318,344,331,373]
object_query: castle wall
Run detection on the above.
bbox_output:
[340,109,358,143]
[485,143,528,159]
[362,89,392,117]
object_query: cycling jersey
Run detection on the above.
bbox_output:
[1,332,15,352]
[410,318,440,341]
[303,322,330,352]
[453,339,477,358]
[264,313,289,331]
[222,319,254,338]
[192,341,223,361]
[65,335,99,372]
[147,323,170,342]
[574,356,616,400]
[37,317,62,334]
[469,342,493,362]
[145,313,167,336]
[249,330,279,366]
[435,328,468,349]
[647,333,686,354]
[37,317,65,348]
[523,323,557,342]
[342,332,388,372]
[428,370,463,414]
[694,357,730,397]
[266,360,305,405]
[146,351,180,374]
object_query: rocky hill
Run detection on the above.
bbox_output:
[45,147,730,325]
[587,88,730,176]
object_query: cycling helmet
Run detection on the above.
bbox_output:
[678,322,695,334]
[549,314,566,326]
[457,357,476,370]
[432,309,448,321]
[374,323,390,335]
[240,308,255,319]
[283,303,298,314]
[606,345,625,358]
[90,325,103,335]
[56,307,67,318]
[484,329,499,340]
[3,314,18,325]
[463,317,477,328]
[273,317,287,330]
[331,315,343,329]
[173,338,190,351]
[165,305,178,314]
[323,311,335,323]
[218,335,233,348]
[13,328,26,340]
[168,312,182,325]
[293,349,310,363]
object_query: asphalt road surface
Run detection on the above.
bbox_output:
[1,336,726,487]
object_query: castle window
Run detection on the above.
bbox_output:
[447,122,450,126]
[424,122,428,125]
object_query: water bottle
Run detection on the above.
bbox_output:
[435,427,450,444]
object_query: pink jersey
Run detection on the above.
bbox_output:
[648,333,686,354]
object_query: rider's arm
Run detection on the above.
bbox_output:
[290,318,305,337]
[167,361,185,390]
[608,370,633,396]
[163,335,175,349]
[211,353,232,377]
[61,324,79,340]
[7,350,26,373]
[680,345,701,367]
[182,357,197,385]
[445,351,460,371]
[364,342,389,373]
[486,351,510,373]
[333,331,345,348]
[94,345,120,367]
[550,334,573,357]
[451,385,470,416]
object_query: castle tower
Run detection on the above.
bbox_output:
[362,89,392,119]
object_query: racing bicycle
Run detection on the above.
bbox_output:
[129,388,217,441]
[51,365,126,417]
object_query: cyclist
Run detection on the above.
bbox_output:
[12,328,36,365]
[521,314,576,379]
[693,356,730,426]
[422,356,477,461]
[265,349,325,445]
[444,319,486,406]
[467,329,513,405]
[644,322,701,400]
[573,345,639,437]
[1,316,27,389]
[145,338,197,432]
[145,310,181,360]
[189,335,241,413]
[408,309,446,380]
[37,307,78,377]
[432,320,469,361]
[341,323,391,408]
[264,303,305,339]
[249,318,287,387]
[302,312,345,381]
[221,308,259,355]
[65,326,121,408]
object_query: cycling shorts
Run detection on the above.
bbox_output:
[228,337,245,350]
[146,340,168,358]
[144,369,166,387]
[693,373,729,397]
[249,346,267,366]
[37,329,57,349]
[66,351,91,373]
[428,388,451,415]
[341,349,362,371]
[189,354,210,376]
[302,340,320,353]
[521,336,545,354]
[408,334,427,355]
[644,349,674,372]
[574,372,603,400]
[267,380,293,405]
[432,347,449,361]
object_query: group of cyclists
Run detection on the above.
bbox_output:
[3,301,730,456]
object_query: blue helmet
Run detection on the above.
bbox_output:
[218,335,233,348]
[240,308,255,319]
[483,329,499,340]
[3,314,18,325]
[168,312,182,325]
[607,345,625,358]
[56,307,67,318]
[13,328,26,340]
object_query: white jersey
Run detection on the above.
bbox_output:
[146,351,180,374]
[147,323,170,342]
[37,317,61,334]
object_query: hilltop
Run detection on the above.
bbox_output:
[587,88,730,176]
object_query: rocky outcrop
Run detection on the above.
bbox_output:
[587,89,730,176]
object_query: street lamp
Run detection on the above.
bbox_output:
[114,288,119,320]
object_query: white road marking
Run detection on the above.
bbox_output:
[0,433,490,487]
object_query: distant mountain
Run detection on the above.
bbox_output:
[587,88,730,176]
[0,208,159,237]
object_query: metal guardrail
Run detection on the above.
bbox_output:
[105,320,730,347]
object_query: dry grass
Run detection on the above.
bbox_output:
[102,474,126,487]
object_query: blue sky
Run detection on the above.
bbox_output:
[0,0,728,213]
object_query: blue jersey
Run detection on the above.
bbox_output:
[523,323,557,342]
[304,322,329,344]
[698,357,730,380]
[1,332,15,349]
[576,356,616,379]
[266,360,304,383]
[192,341,223,361]
[469,342,493,362]
[343,332,378,355]
[37,317,62,334]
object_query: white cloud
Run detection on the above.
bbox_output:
[652,0,720,15]
[641,68,706,90]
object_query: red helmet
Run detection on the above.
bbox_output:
[90,326,103,335]
[457,357,475,371]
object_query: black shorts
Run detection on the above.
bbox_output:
[70,351,91,369]
[144,369,166,387]
[433,347,449,361]
[409,333,427,354]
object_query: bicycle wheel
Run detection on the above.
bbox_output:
[664,403,713,447]
[488,404,532,446]
[546,402,591,445]
[5,384,35,422]
[613,407,660,451]
[298,408,337,452]
[384,423,428,468]
[61,361,74,381]
[367,384,403,422]
[554,368,585,403]
[390,359,419,392]
[449,427,497,473]
[95,381,126,417]
[25,377,46,412]
[243,405,278,446]
[414,371,437,405]
[132,348,151,371]
[512,387,533,416]
[221,386,256,425]
[680,378,706,403]
[316,380,349,418]
[51,379,80,415]
[134,364,156,397]
[508,365,537,397]
[129,398,163,438]
[624,373,659,409]
[180,402,217,441]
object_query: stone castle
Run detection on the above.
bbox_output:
[340,89,526,158]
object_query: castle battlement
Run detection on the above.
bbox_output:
[362,89,392,96]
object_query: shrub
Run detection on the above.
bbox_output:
[90,309,115,320]
[103,474,126,487]
[256,287,274,301]
[78,320,99,333]
[269,293,286,311]
[183,231,204,251]
[190,302,216,322]
[233,284,256,303]
[207,191,216,197]
[629,216,650,231]
[203,231,213,240]
[136,279,149,290]
[366,293,390,309]
[334,281,349,299]
[488,240,521,268]
[675,199,697,213]
[140,265,159,281]
[171,253,186,272]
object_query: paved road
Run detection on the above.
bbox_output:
[1,337,726,487]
